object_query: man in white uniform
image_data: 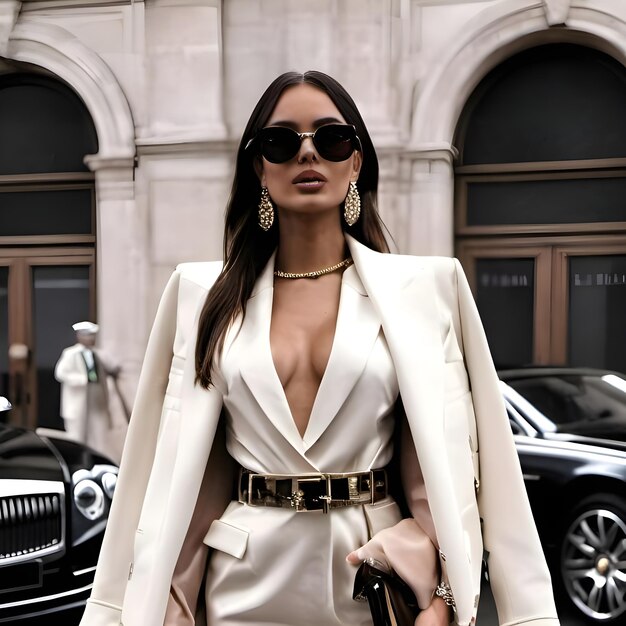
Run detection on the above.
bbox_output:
[55,322,121,459]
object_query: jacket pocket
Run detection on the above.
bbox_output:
[203,519,249,559]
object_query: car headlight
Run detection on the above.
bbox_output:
[101,472,117,499]
[73,479,105,520]
[69,464,118,547]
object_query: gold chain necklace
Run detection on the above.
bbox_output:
[274,257,353,279]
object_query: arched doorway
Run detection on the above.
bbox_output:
[0,71,98,429]
[454,43,626,372]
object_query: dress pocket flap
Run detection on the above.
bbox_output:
[363,497,402,537]
[202,519,249,559]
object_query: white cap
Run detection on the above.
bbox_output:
[72,321,99,334]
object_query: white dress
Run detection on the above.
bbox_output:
[205,264,401,626]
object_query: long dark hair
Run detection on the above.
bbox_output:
[195,70,389,389]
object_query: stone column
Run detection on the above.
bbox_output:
[402,144,457,257]
[84,155,141,421]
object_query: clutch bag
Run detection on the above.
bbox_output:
[352,558,421,626]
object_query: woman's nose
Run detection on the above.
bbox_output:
[297,136,317,163]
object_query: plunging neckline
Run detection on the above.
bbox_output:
[266,268,350,442]
[231,253,382,455]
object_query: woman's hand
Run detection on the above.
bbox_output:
[346,518,439,609]
[347,552,452,626]
[345,542,387,568]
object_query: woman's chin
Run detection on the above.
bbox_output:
[278,205,343,223]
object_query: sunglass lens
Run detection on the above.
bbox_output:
[256,125,358,163]
[260,127,300,163]
[315,125,355,161]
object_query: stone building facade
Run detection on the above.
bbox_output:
[0,0,625,432]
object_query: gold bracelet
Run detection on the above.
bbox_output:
[434,581,457,612]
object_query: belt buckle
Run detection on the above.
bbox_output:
[370,469,386,503]
[246,473,280,506]
[291,474,330,513]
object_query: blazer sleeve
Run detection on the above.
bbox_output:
[164,415,236,625]
[453,259,559,626]
[80,269,182,626]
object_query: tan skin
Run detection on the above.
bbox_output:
[259,83,449,626]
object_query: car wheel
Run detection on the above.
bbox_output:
[560,493,626,623]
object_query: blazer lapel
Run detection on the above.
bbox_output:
[347,236,471,597]
[302,266,381,450]
[347,235,446,434]
[238,253,307,454]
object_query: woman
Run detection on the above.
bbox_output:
[80,72,559,626]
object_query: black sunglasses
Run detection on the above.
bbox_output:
[246,124,361,164]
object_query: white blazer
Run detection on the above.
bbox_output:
[79,235,559,626]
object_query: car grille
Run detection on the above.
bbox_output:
[0,480,65,565]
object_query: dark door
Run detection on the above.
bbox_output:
[0,251,95,429]
[454,44,626,372]
[0,70,98,428]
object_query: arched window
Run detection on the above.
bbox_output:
[455,44,626,372]
[0,71,98,429]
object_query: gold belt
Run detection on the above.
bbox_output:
[238,468,388,513]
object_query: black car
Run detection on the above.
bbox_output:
[500,368,626,624]
[0,405,117,623]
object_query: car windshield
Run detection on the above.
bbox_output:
[506,373,626,442]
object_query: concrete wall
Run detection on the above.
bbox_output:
[3,0,626,408]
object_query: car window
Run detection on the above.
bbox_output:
[507,374,626,441]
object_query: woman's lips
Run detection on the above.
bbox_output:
[294,180,326,191]
[292,170,327,191]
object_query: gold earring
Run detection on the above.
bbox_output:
[258,187,274,231]
[344,181,361,226]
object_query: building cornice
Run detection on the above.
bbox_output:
[84,155,135,171]
[20,0,136,11]
[402,143,459,163]
[135,138,238,158]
